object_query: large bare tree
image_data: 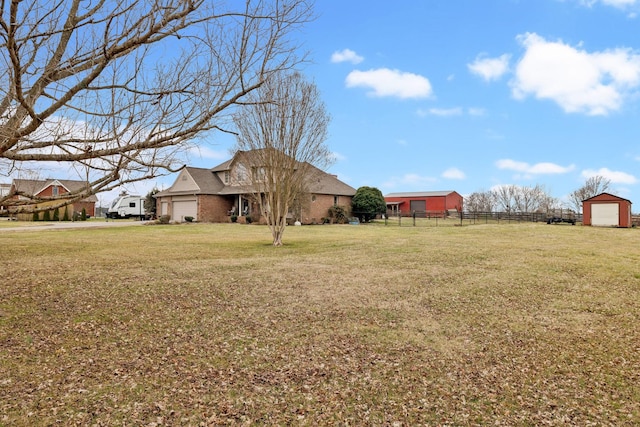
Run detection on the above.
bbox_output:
[491,184,558,213]
[464,190,496,213]
[569,175,612,213]
[233,71,330,246]
[0,0,313,212]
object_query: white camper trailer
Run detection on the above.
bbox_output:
[107,194,147,219]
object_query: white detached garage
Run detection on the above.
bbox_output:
[582,193,632,228]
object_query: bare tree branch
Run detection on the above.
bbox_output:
[0,0,313,211]
[570,175,612,213]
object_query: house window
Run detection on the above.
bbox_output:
[253,167,266,182]
[311,195,316,202]
[129,202,136,208]
[52,186,59,196]
[334,196,338,205]
[224,171,230,183]
[236,165,246,182]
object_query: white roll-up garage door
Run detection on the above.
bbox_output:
[172,200,197,222]
[591,203,619,227]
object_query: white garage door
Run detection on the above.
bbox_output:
[172,200,197,222]
[591,203,619,227]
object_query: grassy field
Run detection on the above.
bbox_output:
[1,222,639,425]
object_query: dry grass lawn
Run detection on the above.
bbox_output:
[1,222,640,425]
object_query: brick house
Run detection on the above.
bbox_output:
[8,179,98,220]
[154,150,356,224]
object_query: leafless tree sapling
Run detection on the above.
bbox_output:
[233,71,331,246]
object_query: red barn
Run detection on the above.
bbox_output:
[582,192,632,228]
[385,191,463,217]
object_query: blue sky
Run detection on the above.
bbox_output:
[115,1,640,208]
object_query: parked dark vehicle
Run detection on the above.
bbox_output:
[547,216,576,225]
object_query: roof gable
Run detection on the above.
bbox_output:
[169,168,201,192]
[583,192,632,204]
[10,178,98,202]
[157,167,224,197]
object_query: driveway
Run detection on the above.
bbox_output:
[0,220,149,232]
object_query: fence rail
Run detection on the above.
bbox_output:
[376,210,582,227]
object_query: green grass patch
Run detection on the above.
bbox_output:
[1,223,639,425]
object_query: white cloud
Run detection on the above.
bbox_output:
[331,49,364,64]
[382,173,437,189]
[442,168,466,180]
[581,167,637,184]
[468,54,511,81]
[188,146,227,160]
[468,107,486,116]
[511,33,640,115]
[416,107,484,117]
[346,68,433,99]
[401,173,437,185]
[417,107,463,117]
[496,159,576,174]
[604,0,638,7]
[577,0,638,9]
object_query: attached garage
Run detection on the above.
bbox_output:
[171,197,197,222]
[582,193,632,228]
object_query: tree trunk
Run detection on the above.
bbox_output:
[272,229,284,246]
[270,217,286,246]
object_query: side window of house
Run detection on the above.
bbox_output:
[129,202,136,208]
[224,171,230,183]
[236,165,246,182]
[52,186,58,196]
[334,196,338,205]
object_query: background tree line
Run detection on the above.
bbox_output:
[465,176,612,214]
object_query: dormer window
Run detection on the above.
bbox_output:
[52,186,59,196]
[224,171,230,183]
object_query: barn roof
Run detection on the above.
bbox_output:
[385,191,459,198]
[582,192,632,204]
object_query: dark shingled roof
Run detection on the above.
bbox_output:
[154,166,224,197]
[158,151,356,197]
[11,179,99,202]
